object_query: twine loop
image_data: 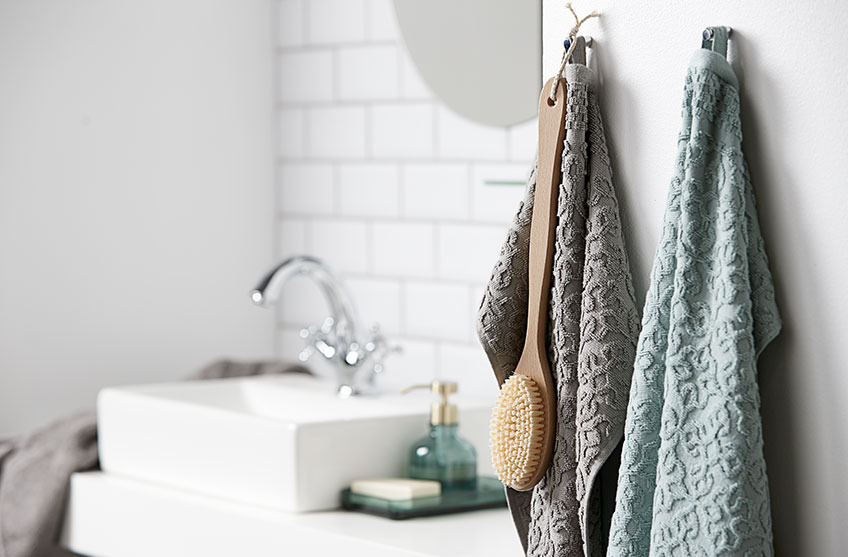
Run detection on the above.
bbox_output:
[549,3,599,103]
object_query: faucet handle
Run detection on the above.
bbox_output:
[365,323,383,346]
[300,325,318,339]
[319,316,335,334]
[297,344,314,362]
[365,323,400,353]
[364,324,401,375]
[298,325,337,361]
[298,326,317,362]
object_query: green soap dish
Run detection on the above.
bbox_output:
[340,476,507,520]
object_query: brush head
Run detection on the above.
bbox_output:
[489,373,545,489]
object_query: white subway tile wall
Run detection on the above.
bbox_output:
[338,46,399,100]
[470,162,532,223]
[401,164,468,220]
[437,224,506,282]
[308,219,369,273]
[436,106,509,161]
[307,106,367,158]
[371,103,435,159]
[307,0,366,44]
[338,163,400,217]
[399,55,432,100]
[404,281,471,341]
[372,221,435,277]
[364,0,398,41]
[345,276,402,334]
[275,0,535,397]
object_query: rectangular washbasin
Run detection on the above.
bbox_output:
[98,374,494,512]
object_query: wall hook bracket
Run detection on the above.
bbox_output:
[702,26,732,56]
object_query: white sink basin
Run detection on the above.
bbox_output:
[98,374,494,512]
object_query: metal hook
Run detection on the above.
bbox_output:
[701,26,731,57]
[563,37,593,51]
[702,26,732,41]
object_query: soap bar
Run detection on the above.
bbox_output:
[350,478,441,501]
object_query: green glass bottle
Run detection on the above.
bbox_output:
[403,381,477,491]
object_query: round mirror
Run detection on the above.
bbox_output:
[393,0,541,127]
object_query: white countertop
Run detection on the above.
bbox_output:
[63,472,524,557]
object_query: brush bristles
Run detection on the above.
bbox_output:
[489,374,545,488]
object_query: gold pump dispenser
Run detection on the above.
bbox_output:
[401,380,458,425]
[401,379,477,490]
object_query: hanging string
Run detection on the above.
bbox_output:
[549,3,600,103]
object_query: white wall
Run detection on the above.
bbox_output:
[273,0,537,396]
[0,0,276,436]
[544,1,848,555]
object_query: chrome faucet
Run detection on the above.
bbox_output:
[250,255,395,397]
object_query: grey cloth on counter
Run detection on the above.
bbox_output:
[477,58,640,557]
[0,359,309,557]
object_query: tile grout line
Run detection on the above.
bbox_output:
[275,211,514,228]
[279,320,481,348]
[275,154,533,165]
[272,259,489,289]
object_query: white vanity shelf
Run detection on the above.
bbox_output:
[62,472,522,557]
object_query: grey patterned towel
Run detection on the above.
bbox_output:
[0,359,309,557]
[477,58,640,557]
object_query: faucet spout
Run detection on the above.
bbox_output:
[251,255,360,349]
[250,255,394,396]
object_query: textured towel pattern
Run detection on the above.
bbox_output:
[477,61,640,557]
[607,49,781,557]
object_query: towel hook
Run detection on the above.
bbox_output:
[549,3,600,103]
[702,26,731,56]
[702,26,732,42]
[563,37,593,50]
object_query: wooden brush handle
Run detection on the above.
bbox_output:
[505,76,567,492]
[525,77,567,361]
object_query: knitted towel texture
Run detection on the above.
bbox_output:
[606,49,781,556]
[477,61,640,557]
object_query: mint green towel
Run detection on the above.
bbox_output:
[607,43,781,556]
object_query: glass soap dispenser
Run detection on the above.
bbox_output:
[401,380,477,491]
